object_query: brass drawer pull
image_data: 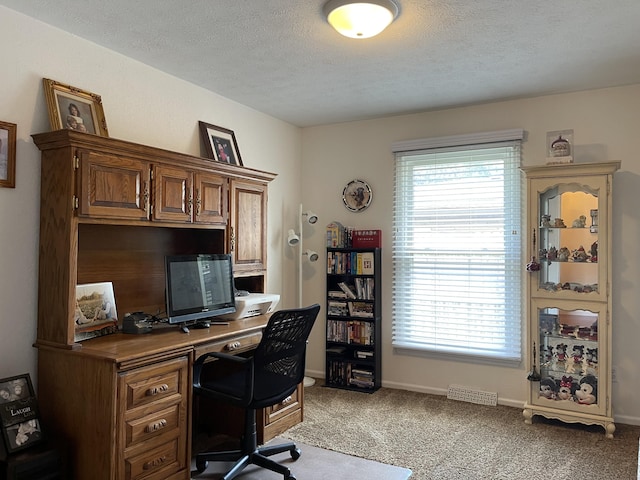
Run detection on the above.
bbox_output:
[146,384,169,396]
[226,341,241,351]
[281,395,292,405]
[143,455,167,470]
[145,419,168,433]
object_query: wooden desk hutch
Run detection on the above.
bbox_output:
[32,130,301,480]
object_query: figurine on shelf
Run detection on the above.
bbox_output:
[547,246,557,261]
[543,345,554,365]
[575,375,598,405]
[590,241,598,262]
[557,376,575,401]
[572,345,584,364]
[540,214,552,228]
[572,246,588,262]
[557,247,570,261]
[539,378,557,400]
[586,348,598,367]
[554,218,566,228]
[555,343,568,362]
[572,215,587,228]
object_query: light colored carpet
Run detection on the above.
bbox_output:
[191,439,412,479]
[282,383,640,480]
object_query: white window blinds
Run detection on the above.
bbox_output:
[392,132,523,363]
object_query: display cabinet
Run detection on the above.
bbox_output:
[325,247,381,392]
[522,161,620,438]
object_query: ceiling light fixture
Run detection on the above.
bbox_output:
[323,0,399,39]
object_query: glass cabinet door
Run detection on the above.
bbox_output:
[531,175,608,302]
[531,300,607,417]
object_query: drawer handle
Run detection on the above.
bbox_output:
[145,419,168,433]
[281,395,292,405]
[146,384,169,396]
[143,455,167,470]
[226,341,241,351]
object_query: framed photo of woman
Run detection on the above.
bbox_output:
[43,78,109,137]
[0,120,16,188]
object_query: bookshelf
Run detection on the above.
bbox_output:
[325,247,381,392]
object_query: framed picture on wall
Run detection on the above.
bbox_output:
[43,78,109,137]
[0,374,44,453]
[198,121,243,166]
[0,120,16,188]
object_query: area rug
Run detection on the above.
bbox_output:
[191,438,412,479]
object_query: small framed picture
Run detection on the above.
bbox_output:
[0,121,16,188]
[74,282,119,342]
[0,374,44,453]
[43,78,109,137]
[546,129,573,164]
[199,121,243,166]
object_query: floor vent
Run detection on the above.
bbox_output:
[447,384,498,406]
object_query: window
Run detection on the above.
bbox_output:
[391,130,524,364]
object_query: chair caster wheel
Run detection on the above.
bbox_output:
[286,474,297,480]
[290,447,301,460]
[195,458,208,473]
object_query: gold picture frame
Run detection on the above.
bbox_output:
[43,78,109,137]
[0,120,16,188]
[198,121,243,166]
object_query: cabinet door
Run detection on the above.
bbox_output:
[153,165,193,223]
[229,180,267,273]
[530,299,609,418]
[76,149,150,220]
[194,172,227,225]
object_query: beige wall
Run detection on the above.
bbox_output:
[0,6,302,378]
[301,85,640,424]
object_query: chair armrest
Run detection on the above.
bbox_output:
[193,351,254,398]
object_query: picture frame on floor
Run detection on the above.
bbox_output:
[199,121,243,166]
[0,374,44,454]
[0,121,16,188]
[43,78,109,137]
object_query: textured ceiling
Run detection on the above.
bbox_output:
[2,0,640,127]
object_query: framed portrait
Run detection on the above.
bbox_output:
[0,374,44,453]
[43,78,109,137]
[199,121,243,166]
[0,120,16,188]
[74,282,119,342]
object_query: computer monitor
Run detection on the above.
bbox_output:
[165,253,236,327]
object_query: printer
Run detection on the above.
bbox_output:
[220,293,281,320]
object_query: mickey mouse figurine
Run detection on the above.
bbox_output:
[575,374,598,405]
[539,378,557,400]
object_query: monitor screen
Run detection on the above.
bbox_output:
[165,254,236,325]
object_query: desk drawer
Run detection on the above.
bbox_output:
[122,357,187,411]
[194,331,262,359]
[125,404,181,448]
[125,437,181,480]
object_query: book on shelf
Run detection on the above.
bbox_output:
[328,300,348,317]
[361,251,375,275]
[352,229,382,248]
[355,350,374,359]
[337,281,357,299]
[348,301,374,318]
[328,290,347,299]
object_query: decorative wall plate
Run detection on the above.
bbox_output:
[342,179,372,212]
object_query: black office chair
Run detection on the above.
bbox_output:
[192,304,320,480]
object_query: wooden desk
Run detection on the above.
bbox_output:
[35,315,303,480]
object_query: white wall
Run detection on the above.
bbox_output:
[301,85,640,425]
[0,6,302,381]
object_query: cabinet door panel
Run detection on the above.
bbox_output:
[195,172,227,225]
[77,150,150,220]
[230,180,266,273]
[153,165,192,223]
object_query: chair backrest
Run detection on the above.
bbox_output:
[251,304,320,406]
